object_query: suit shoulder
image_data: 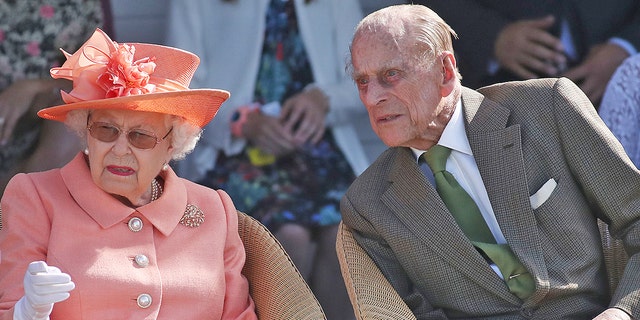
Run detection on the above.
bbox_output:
[478,77,582,98]
[347,147,399,194]
[477,78,559,100]
[475,78,589,116]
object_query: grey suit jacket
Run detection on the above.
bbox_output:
[341,78,640,319]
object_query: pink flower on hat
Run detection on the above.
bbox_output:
[41,28,230,129]
[50,29,163,103]
[97,43,157,98]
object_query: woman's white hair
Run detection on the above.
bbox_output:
[64,109,202,160]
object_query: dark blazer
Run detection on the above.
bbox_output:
[341,78,640,319]
[415,0,640,88]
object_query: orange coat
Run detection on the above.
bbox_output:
[0,153,256,319]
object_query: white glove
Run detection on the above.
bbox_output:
[13,261,75,320]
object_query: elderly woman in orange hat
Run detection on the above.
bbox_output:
[0,29,257,320]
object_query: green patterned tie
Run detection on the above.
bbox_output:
[423,145,535,299]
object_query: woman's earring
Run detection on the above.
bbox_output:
[83,148,89,155]
[162,163,169,171]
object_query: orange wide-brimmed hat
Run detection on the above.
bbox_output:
[37,28,229,128]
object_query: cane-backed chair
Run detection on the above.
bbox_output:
[598,219,628,293]
[336,222,415,320]
[237,210,327,319]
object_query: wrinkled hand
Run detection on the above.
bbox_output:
[243,110,296,157]
[562,43,629,105]
[593,307,632,320]
[14,261,75,320]
[280,87,329,146]
[494,15,566,79]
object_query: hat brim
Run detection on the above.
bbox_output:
[38,89,230,128]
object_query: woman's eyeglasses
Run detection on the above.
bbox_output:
[87,122,173,150]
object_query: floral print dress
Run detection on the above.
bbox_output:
[199,0,355,232]
[0,0,104,188]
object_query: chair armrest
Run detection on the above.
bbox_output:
[236,210,326,320]
[336,222,416,320]
[598,219,628,293]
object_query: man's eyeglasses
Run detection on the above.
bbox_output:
[87,122,173,150]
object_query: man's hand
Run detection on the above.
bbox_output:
[495,15,566,79]
[0,78,69,146]
[0,80,43,146]
[593,307,632,320]
[562,43,629,105]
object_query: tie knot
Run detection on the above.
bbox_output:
[423,145,451,173]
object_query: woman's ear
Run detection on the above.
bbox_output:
[164,144,175,168]
[440,51,457,97]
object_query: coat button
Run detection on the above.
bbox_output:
[128,217,143,232]
[134,254,149,268]
[136,293,152,308]
[520,307,533,318]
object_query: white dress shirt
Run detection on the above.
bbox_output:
[412,101,507,277]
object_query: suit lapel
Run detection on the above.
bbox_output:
[462,88,549,303]
[381,148,519,303]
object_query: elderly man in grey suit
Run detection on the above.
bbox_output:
[341,4,640,319]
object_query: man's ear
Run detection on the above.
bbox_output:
[440,51,457,97]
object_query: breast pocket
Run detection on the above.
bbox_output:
[529,178,557,210]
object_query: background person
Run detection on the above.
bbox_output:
[0,0,112,197]
[0,28,256,320]
[341,4,639,319]
[413,0,640,106]
[166,1,365,318]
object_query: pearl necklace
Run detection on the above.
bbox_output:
[151,178,163,202]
